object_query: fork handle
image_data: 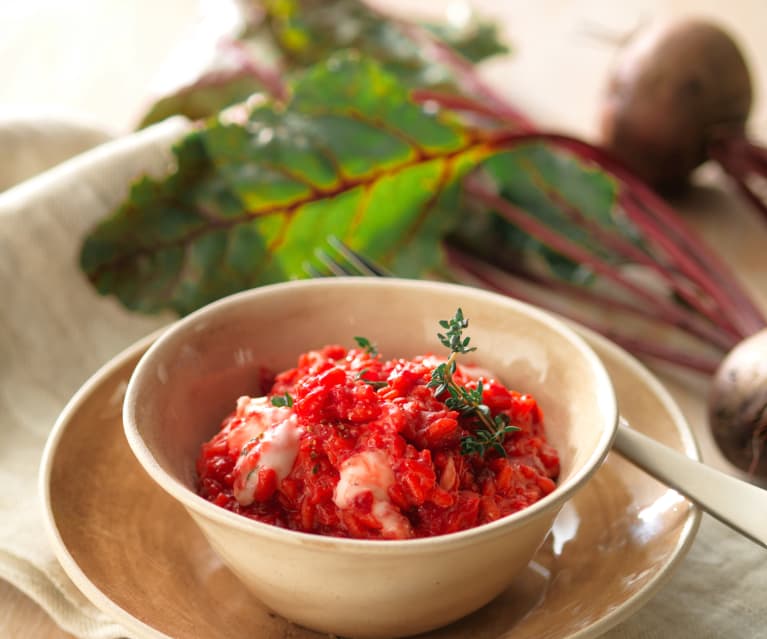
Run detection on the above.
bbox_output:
[614,420,767,548]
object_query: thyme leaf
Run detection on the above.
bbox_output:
[429,308,519,457]
[356,368,388,389]
[270,392,294,407]
[354,336,379,357]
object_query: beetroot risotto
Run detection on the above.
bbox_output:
[197,312,560,540]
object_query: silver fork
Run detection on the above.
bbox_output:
[307,236,767,549]
[305,235,392,278]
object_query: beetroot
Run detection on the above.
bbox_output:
[600,19,753,192]
[708,328,767,478]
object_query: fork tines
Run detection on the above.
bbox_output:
[305,236,391,278]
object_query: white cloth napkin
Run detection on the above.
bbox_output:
[0,117,764,639]
[0,117,188,638]
[0,115,113,192]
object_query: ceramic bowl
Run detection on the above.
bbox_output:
[123,278,618,638]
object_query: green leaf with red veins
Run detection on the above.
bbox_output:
[249,0,507,83]
[80,54,496,315]
[455,143,638,283]
[137,69,266,129]
[422,19,510,64]
[136,0,509,128]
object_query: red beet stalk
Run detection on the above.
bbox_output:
[409,87,766,371]
[709,135,767,225]
[448,247,720,375]
[521,154,742,342]
[464,175,736,351]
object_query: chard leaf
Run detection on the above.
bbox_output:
[138,69,266,129]
[422,19,509,64]
[251,0,506,81]
[81,55,493,315]
[455,143,629,282]
[137,0,508,126]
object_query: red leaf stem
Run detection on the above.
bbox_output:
[745,142,767,171]
[729,172,767,224]
[622,190,763,338]
[710,135,767,174]
[472,253,730,350]
[710,138,767,225]
[464,177,736,351]
[528,163,741,342]
[411,88,532,132]
[398,23,535,130]
[448,249,720,375]
[585,328,719,375]
[409,91,763,342]
[491,131,767,336]
[413,93,763,337]
[560,136,767,335]
[428,44,533,128]
[618,192,749,339]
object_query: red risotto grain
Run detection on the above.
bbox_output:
[196,345,559,539]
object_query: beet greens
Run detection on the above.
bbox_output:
[83,0,766,381]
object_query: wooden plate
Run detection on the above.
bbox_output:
[40,328,700,639]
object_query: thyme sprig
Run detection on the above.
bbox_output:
[354,336,378,356]
[427,308,519,457]
[353,337,388,389]
[356,368,388,389]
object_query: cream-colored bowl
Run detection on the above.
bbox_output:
[123,278,618,638]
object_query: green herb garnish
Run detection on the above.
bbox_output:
[354,336,379,357]
[354,338,386,388]
[427,308,519,457]
[356,368,388,389]
[270,392,294,407]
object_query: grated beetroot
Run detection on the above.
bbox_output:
[196,345,559,539]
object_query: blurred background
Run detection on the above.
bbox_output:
[1,0,764,138]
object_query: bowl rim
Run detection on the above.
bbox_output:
[123,277,619,552]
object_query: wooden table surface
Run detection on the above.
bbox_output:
[1,0,765,637]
